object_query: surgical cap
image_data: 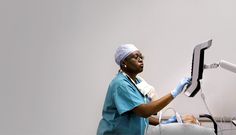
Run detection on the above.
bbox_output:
[115,44,139,65]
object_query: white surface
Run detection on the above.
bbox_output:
[147,123,215,135]
[220,60,236,73]
[1,0,236,135]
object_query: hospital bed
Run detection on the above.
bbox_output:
[147,122,216,135]
[146,113,218,135]
[147,103,218,135]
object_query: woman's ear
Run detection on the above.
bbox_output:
[121,61,127,68]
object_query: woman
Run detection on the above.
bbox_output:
[97,44,195,135]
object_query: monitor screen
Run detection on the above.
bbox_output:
[184,40,212,97]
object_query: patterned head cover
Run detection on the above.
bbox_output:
[115,44,139,66]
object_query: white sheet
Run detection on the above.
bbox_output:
[147,123,215,135]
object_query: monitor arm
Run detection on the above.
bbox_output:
[204,60,236,73]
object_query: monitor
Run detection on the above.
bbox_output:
[184,39,212,97]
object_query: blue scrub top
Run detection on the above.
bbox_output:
[97,72,149,135]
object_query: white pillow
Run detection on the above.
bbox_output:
[147,123,215,135]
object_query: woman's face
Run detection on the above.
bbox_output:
[123,50,144,74]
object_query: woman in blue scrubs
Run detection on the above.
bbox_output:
[97,44,192,135]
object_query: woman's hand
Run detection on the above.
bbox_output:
[171,77,191,98]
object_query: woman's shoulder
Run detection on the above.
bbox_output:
[112,72,127,83]
[110,72,131,87]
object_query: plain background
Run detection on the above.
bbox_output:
[1,0,236,135]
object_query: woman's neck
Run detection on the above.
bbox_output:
[122,71,137,82]
[128,73,136,81]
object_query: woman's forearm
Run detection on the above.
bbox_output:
[132,93,174,118]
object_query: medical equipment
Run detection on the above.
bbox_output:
[204,60,236,73]
[158,108,183,124]
[184,39,212,97]
[200,114,218,134]
[161,116,178,124]
[176,39,236,135]
[184,39,236,97]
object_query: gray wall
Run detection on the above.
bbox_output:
[1,0,236,135]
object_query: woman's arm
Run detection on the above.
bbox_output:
[132,93,173,118]
[132,77,191,118]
